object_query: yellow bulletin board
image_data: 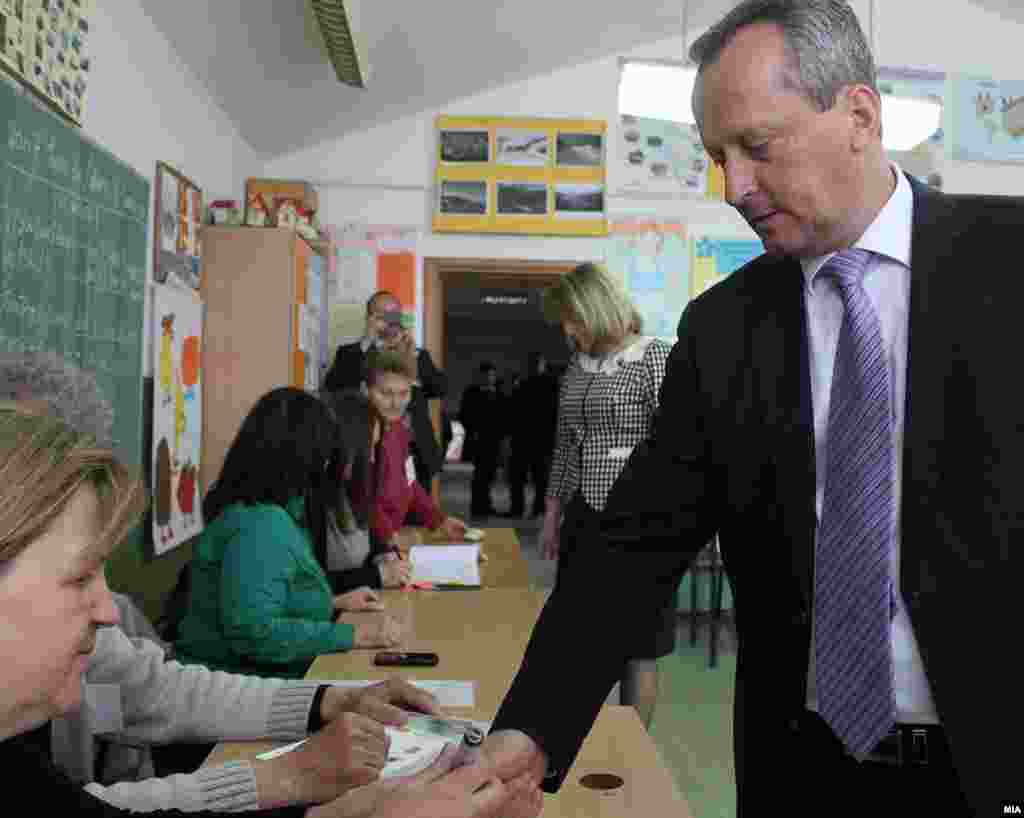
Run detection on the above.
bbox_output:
[433,115,608,237]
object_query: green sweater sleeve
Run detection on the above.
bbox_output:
[219,506,354,665]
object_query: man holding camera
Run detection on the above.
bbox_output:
[323,291,448,494]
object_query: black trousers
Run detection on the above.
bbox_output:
[508,448,550,515]
[470,439,501,515]
[765,708,971,817]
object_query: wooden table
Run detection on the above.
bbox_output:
[324,587,547,719]
[205,706,690,818]
[408,525,532,589]
[202,544,692,816]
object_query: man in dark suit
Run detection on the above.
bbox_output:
[506,353,559,518]
[475,2,1022,816]
[322,290,448,493]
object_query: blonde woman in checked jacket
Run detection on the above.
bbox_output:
[540,262,672,730]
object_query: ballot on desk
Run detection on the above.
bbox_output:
[409,545,482,587]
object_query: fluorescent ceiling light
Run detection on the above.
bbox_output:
[619,61,697,125]
[309,0,370,87]
[881,95,942,152]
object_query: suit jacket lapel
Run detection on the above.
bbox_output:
[757,258,818,609]
[900,176,956,591]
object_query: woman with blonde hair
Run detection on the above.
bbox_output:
[539,261,674,729]
[0,402,540,817]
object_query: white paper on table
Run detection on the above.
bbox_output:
[323,679,475,707]
[409,545,481,586]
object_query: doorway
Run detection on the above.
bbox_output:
[422,257,575,505]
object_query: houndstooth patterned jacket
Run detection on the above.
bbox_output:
[547,336,671,511]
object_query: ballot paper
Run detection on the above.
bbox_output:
[256,716,491,779]
[409,545,481,586]
[323,679,475,707]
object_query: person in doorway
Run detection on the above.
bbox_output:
[505,353,559,519]
[458,362,504,520]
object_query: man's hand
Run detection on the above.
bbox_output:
[307,743,537,818]
[255,713,388,808]
[319,678,443,728]
[334,587,385,612]
[479,730,547,787]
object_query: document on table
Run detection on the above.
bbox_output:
[321,679,476,707]
[409,545,481,586]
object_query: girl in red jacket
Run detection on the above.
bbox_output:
[364,349,467,547]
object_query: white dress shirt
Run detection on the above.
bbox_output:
[801,165,939,725]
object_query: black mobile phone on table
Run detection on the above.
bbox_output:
[374,651,439,667]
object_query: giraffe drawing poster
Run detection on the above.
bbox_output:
[151,283,204,554]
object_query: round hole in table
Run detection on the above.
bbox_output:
[579,772,624,792]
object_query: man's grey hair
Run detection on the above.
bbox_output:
[0,351,114,445]
[689,0,877,112]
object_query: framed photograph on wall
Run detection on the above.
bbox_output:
[153,161,203,289]
[432,115,607,236]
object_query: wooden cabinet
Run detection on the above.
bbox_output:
[199,227,320,494]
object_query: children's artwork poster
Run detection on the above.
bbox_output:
[0,0,95,124]
[691,234,764,298]
[605,218,690,341]
[616,115,724,199]
[151,283,203,554]
[877,67,946,187]
[946,73,1024,164]
[153,161,203,289]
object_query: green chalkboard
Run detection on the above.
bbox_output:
[0,75,149,469]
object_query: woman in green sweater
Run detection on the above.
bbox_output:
[175,388,404,678]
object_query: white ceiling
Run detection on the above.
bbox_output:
[138,1,1024,162]
[137,0,741,161]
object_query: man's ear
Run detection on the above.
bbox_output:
[845,84,882,151]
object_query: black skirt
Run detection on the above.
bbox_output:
[555,492,677,659]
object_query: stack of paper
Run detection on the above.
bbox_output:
[409,545,481,586]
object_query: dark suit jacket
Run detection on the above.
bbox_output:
[489,176,1023,816]
[322,342,448,483]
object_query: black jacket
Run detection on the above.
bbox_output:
[489,176,1023,817]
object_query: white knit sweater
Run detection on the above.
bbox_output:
[54,625,321,812]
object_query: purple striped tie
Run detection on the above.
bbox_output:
[814,248,895,760]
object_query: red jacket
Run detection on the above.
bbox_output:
[372,418,445,543]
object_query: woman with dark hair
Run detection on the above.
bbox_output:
[175,388,404,679]
[317,390,411,592]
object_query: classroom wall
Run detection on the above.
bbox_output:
[80,1,257,619]
[261,0,1024,255]
[85,0,258,381]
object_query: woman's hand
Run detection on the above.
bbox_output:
[254,712,388,808]
[439,516,468,541]
[307,743,529,818]
[334,587,385,612]
[378,558,411,588]
[353,616,405,649]
[320,678,443,727]
[540,500,562,560]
